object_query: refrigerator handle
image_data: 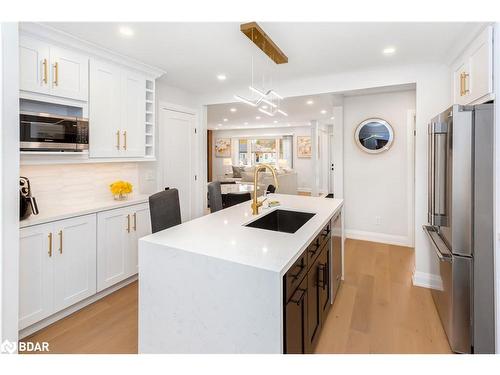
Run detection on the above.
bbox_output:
[428,123,435,225]
[423,225,452,262]
[429,122,448,226]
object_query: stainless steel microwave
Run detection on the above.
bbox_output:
[20,111,89,152]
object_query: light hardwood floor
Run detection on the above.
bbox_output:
[21,239,451,354]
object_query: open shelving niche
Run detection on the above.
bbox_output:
[145,79,155,158]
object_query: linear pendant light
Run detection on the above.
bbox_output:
[234,95,257,107]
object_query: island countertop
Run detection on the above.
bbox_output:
[140,193,343,275]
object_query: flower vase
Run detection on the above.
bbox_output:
[114,193,127,201]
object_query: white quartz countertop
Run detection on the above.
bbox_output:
[20,194,149,228]
[140,194,343,274]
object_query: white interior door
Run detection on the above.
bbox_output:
[159,108,195,222]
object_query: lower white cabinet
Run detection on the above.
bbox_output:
[19,214,97,330]
[97,203,150,292]
[19,202,150,330]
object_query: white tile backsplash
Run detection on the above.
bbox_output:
[20,163,142,213]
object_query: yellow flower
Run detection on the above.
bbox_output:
[109,180,133,195]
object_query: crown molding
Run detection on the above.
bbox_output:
[19,22,166,79]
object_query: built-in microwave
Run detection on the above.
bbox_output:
[20,111,89,152]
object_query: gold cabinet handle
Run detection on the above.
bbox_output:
[133,212,137,231]
[48,232,52,257]
[42,59,48,84]
[123,131,127,150]
[463,72,470,94]
[58,230,63,254]
[126,214,131,233]
[459,72,464,96]
[116,130,120,150]
[53,62,59,86]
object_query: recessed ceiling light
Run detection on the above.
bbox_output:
[306,100,314,105]
[217,74,227,81]
[230,108,237,112]
[217,123,222,127]
[273,120,278,124]
[223,118,228,122]
[330,116,335,120]
[244,122,248,125]
[119,26,134,37]
[256,116,261,120]
[320,110,327,114]
[383,46,396,55]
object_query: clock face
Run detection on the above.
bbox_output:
[355,118,394,153]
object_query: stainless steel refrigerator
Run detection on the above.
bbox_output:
[424,103,495,354]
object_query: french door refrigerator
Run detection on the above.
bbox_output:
[424,103,495,354]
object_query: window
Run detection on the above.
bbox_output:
[235,135,293,168]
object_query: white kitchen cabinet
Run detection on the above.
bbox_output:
[129,204,152,274]
[121,70,146,157]
[19,214,96,330]
[19,222,54,329]
[19,37,50,95]
[97,203,150,292]
[19,36,89,101]
[49,46,89,101]
[89,59,146,158]
[452,26,493,105]
[89,59,122,157]
[53,215,97,311]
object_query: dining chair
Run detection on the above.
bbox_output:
[207,181,223,213]
[149,188,182,233]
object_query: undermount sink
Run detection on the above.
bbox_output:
[244,209,316,234]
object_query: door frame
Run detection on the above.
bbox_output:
[157,101,200,220]
[0,22,20,347]
[407,109,416,247]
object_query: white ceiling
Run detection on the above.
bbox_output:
[207,83,416,130]
[43,22,483,96]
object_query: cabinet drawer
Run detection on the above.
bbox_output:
[284,251,308,301]
[319,221,331,247]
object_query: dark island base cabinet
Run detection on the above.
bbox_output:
[284,213,341,354]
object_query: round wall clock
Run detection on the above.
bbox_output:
[354,118,394,154]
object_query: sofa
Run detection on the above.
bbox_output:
[218,166,298,195]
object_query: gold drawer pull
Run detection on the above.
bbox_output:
[48,232,52,257]
[116,130,120,150]
[126,214,131,233]
[133,212,137,231]
[123,131,127,150]
[58,230,63,254]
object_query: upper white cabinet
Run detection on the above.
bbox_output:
[19,36,88,102]
[89,59,147,158]
[19,214,96,330]
[452,26,493,105]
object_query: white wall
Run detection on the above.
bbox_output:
[0,22,19,345]
[200,62,452,288]
[20,163,144,210]
[343,90,416,246]
[493,22,500,354]
[211,126,313,192]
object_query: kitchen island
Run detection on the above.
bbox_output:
[138,193,344,353]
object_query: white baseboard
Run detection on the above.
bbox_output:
[19,275,138,339]
[345,229,412,247]
[412,271,442,290]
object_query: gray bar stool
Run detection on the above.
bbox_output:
[149,188,182,233]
